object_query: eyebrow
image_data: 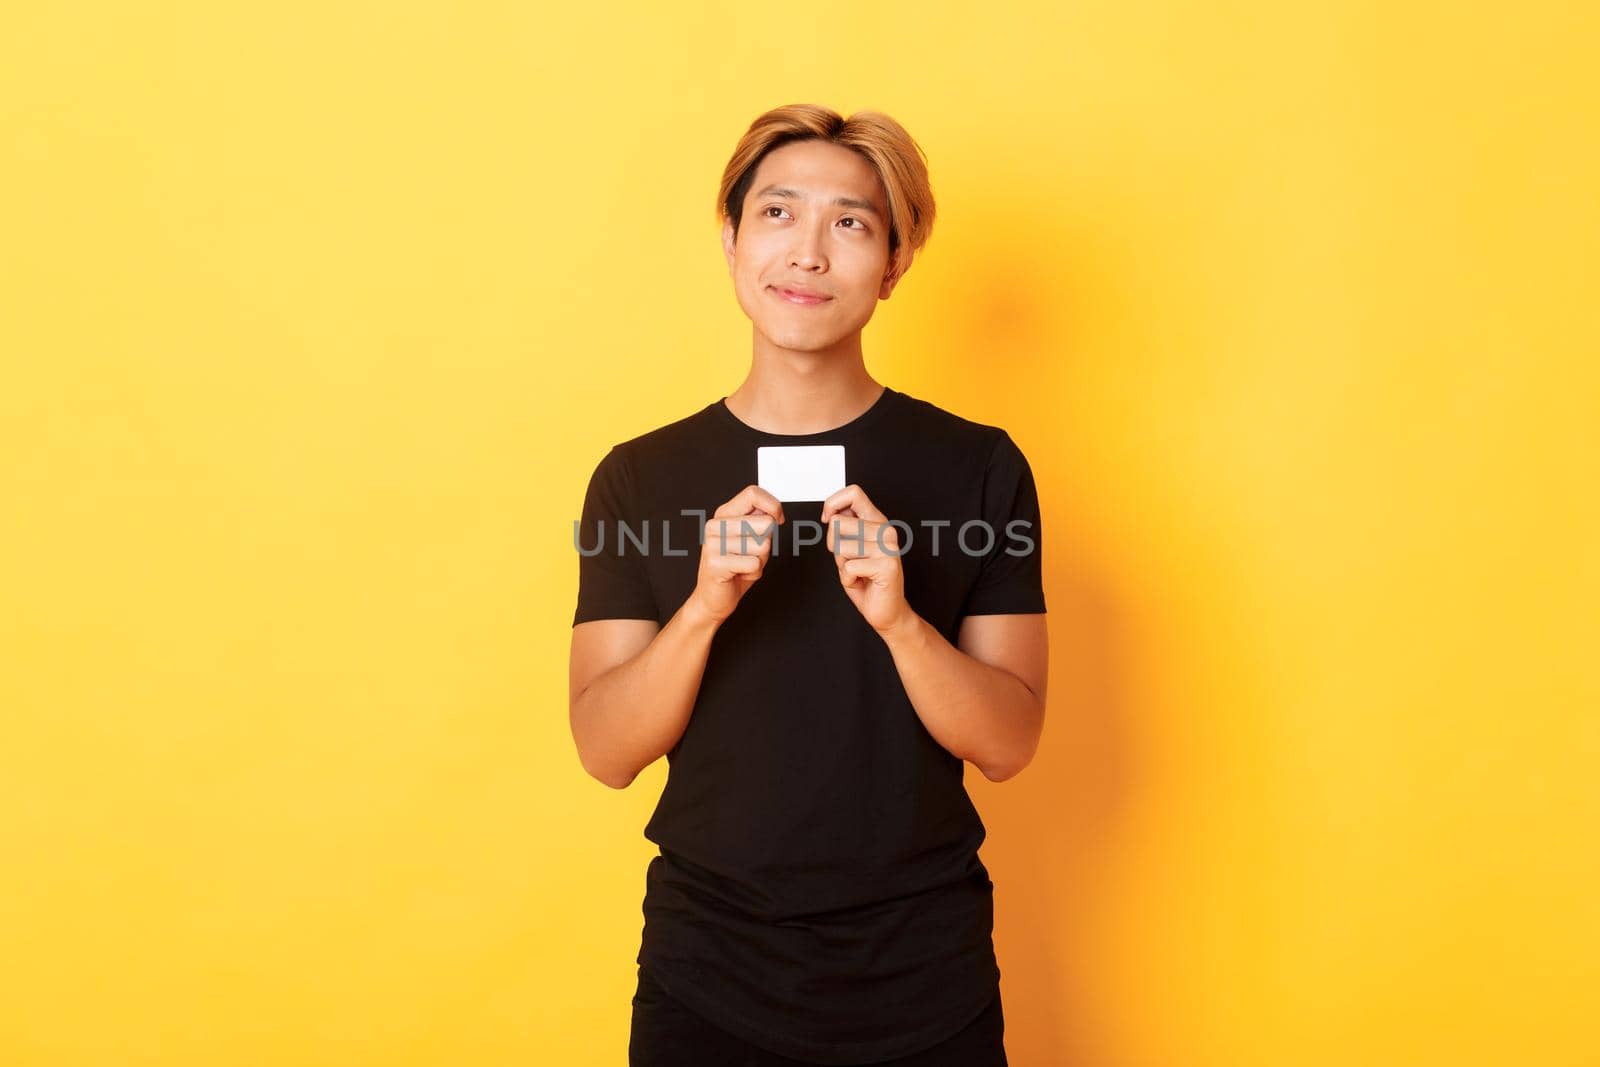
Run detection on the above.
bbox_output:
[753,184,883,220]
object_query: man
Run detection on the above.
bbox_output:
[570,103,1048,1066]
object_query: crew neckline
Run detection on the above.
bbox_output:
[714,385,899,442]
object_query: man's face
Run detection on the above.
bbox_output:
[722,139,900,354]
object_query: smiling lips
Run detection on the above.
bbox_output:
[771,285,832,306]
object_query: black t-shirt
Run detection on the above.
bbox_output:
[571,384,1045,1065]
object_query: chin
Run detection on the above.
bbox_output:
[760,327,837,352]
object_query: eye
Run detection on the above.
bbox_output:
[839,216,867,231]
[762,205,790,219]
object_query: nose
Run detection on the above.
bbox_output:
[789,221,827,272]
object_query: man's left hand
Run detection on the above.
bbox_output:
[821,484,915,637]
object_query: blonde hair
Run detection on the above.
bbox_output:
[717,104,936,283]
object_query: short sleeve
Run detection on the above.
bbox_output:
[572,445,660,626]
[959,431,1047,617]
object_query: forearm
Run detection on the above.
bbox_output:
[879,612,1044,782]
[571,597,722,788]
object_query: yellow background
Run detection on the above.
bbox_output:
[3,3,1596,1064]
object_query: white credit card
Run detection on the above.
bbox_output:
[757,445,846,502]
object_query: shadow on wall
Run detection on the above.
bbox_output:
[972,576,1133,1064]
[934,207,1140,1064]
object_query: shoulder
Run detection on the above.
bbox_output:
[587,400,721,483]
[603,400,720,461]
[893,390,1027,465]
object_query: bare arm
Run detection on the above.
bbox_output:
[818,483,1049,783]
[568,600,721,789]
[880,611,1049,782]
[568,484,786,789]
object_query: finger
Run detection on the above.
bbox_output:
[714,484,786,523]
[706,515,778,556]
[841,555,883,587]
[826,517,879,559]
[716,553,762,577]
[821,483,884,525]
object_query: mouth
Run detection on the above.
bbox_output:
[769,286,833,306]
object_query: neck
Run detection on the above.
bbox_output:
[725,335,883,435]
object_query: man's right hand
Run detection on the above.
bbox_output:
[688,485,786,624]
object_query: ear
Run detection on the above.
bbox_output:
[721,218,737,273]
[879,255,905,300]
